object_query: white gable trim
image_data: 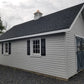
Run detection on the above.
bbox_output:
[0,29,69,42]
[69,4,84,31]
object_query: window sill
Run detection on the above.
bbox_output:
[3,53,10,56]
[30,55,42,58]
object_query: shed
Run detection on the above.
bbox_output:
[0,3,84,79]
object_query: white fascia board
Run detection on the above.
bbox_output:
[69,4,84,31]
[0,29,69,42]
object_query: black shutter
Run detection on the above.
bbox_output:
[9,42,11,54]
[27,40,30,55]
[2,43,3,54]
[41,39,46,56]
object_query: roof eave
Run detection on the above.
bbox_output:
[0,28,70,42]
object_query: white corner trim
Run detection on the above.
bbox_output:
[69,4,84,31]
[0,29,69,42]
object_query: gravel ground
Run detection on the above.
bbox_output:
[0,65,84,84]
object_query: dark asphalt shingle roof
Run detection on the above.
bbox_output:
[0,3,83,41]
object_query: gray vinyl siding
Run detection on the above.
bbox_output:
[0,34,68,79]
[66,13,84,78]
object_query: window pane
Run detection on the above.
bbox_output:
[33,45,36,48]
[37,49,40,53]
[37,45,40,48]
[33,50,35,53]
[37,40,39,44]
[36,45,38,48]
[33,40,35,44]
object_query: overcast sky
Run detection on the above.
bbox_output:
[0,0,83,30]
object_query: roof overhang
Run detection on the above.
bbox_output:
[0,29,69,42]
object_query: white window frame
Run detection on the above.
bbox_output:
[30,38,41,56]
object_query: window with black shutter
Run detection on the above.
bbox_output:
[2,42,11,55]
[28,38,46,56]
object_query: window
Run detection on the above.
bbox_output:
[1,42,11,55]
[27,38,46,56]
[33,40,40,54]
